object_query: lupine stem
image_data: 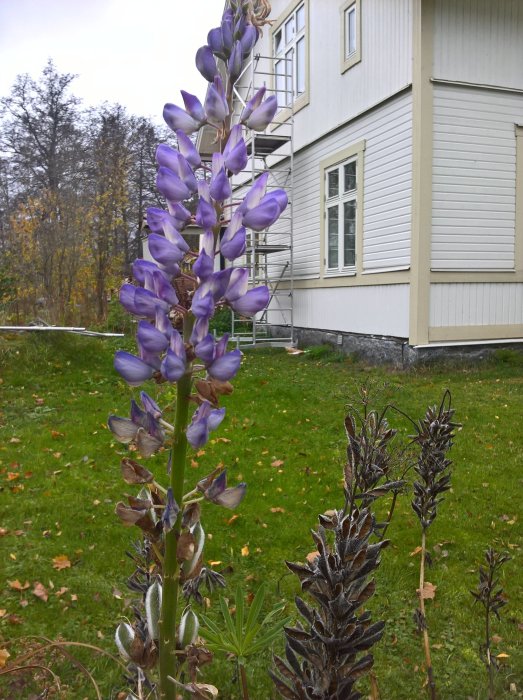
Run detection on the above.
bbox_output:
[419,529,436,700]
[159,315,194,700]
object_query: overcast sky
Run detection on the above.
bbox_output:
[0,0,225,121]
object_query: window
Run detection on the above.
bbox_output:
[340,0,361,73]
[325,159,357,270]
[273,1,307,109]
[321,140,365,276]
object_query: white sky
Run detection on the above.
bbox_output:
[0,0,225,121]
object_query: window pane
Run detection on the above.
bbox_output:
[285,49,294,104]
[328,206,339,268]
[327,170,339,198]
[285,16,295,44]
[296,38,305,96]
[274,29,283,56]
[343,200,356,267]
[275,60,285,103]
[296,4,305,31]
[344,161,356,192]
[346,6,356,57]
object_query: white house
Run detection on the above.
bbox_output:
[218,0,523,361]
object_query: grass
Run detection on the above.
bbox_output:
[0,333,521,699]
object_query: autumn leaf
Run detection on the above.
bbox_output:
[8,579,30,591]
[241,545,250,557]
[227,514,239,525]
[32,582,49,602]
[271,459,284,468]
[50,430,64,439]
[306,550,319,563]
[496,653,510,660]
[270,507,285,513]
[409,546,423,557]
[0,648,10,668]
[52,554,72,570]
[9,437,21,444]
[418,581,437,600]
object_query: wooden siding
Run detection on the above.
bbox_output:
[431,84,523,270]
[268,285,410,336]
[433,0,523,90]
[256,0,412,150]
[430,283,523,326]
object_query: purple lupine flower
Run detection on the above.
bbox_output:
[136,320,170,354]
[156,166,191,203]
[162,487,180,533]
[229,286,270,316]
[140,391,163,419]
[147,233,187,268]
[243,95,278,131]
[240,86,266,123]
[193,250,214,280]
[223,124,247,174]
[237,171,269,214]
[209,153,232,202]
[163,103,201,135]
[156,145,198,195]
[160,329,186,382]
[220,211,246,261]
[195,333,242,381]
[119,284,168,318]
[191,317,210,346]
[242,195,281,231]
[114,351,155,386]
[175,130,201,169]
[181,90,206,123]
[191,290,215,320]
[228,40,243,84]
[195,197,217,230]
[220,11,234,55]
[195,45,219,82]
[151,269,179,307]
[204,76,229,127]
[207,26,225,59]
[186,401,226,448]
[132,259,168,286]
[240,24,258,57]
[146,207,190,250]
[224,267,248,301]
[197,469,246,509]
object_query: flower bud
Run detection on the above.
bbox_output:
[145,580,163,641]
[115,622,135,660]
[178,608,200,647]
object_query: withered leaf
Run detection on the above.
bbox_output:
[52,555,72,570]
[418,581,437,600]
[8,579,30,591]
[177,532,196,561]
[121,458,154,484]
[32,582,49,602]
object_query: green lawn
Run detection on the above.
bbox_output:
[0,333,521,699]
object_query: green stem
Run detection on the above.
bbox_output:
[159,315,194,700]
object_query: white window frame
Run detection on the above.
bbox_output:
[271,0,309,117]
[320,141,365,278]
[340,0,361,73]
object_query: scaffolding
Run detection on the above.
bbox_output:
[229,52,295,348]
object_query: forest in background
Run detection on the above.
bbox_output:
[0,60,173,326]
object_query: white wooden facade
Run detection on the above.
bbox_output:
[237,0,523,347]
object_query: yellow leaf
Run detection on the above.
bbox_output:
[227,514,240,525]
[270,507,285,513]
[52,555,71,570]
[8,579,30,591]
[0,649,10,668]
[241,545,250,557]
[496,653,510,660]
[409,546,423,557]
[208,561,222,567]
[306,550,319,563]
[418,581,437,600]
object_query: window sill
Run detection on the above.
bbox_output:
[341,49,361,74]
[324,269,357,278]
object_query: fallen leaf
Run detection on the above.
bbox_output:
[52,555,71,570]
[496,653,510,660]
[306,550,319,563]
[0,528,8,536]
[8,579,30,591]
[0,610,6,618]
[227,514,239,525]
[215,437,231,443]
[208,561,222,567]
[32,582,49,602]
[50,430,64,439]
[410,546,423,557]
[271,460,284,468]
[9,437,21,444]
[418,581,437,600]
[241,545,249,557]
[270,507,285,513]
[0,649,10,668]
[55,587,68,597]
[492,634,503,644]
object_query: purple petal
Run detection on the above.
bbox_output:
[140,391,163,419]
[146,207,170,233]
[181,90,206,122]
[191,290,215,320]
[228,40,243,83]
[176,130,201,169]
[134,287,168,317]
[168,202,192,230]
[209,167,232,202]
[244,95,278,131]
[152,270,179,306]
[220,15,234,54]
[114,351,154,386]
[169,329,186,360]
[242,197,281,231]
[201,231,215,257]
[193,250,214,280]
[163,103,200,135]
[195,198,217,230]
[207,406,226,431]
[207,27,225,57]
[206,470,227,499]
[191,318,210,345]
[186,419,209,449]
[229,286,270,316]
[220,227,246,261]
[155,309,173,337]
[195,334,215,364]
[156,166,191,203]
[240,86,266,122]
[196,45,219,82]
[208,349,242,381]
[148,233,186,267]
[161,349,186,382]
[137,321,169,353]
[240,25,258,57]
[156,144,181,172]
[204,76,229,127]
[224,137,247,175]
[130,398,148,427]
[224,268,249,301]
[237,171,268,214]
[162,488,180,533]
